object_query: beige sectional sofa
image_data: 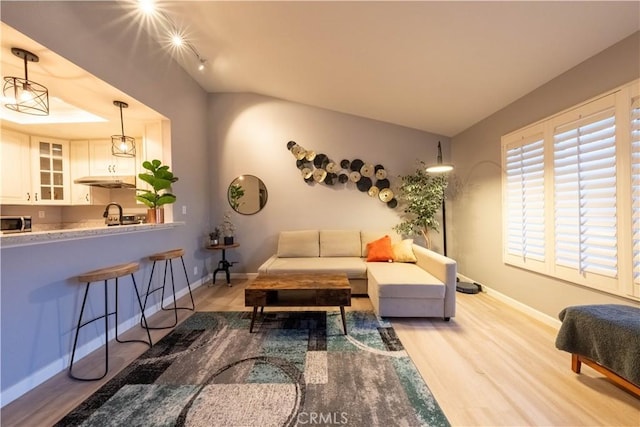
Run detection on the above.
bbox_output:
[258,229,457,320]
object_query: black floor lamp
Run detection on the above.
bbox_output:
[425,142,480,294]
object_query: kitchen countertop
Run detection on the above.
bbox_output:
[0,222,183,248]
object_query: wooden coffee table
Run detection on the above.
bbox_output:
[245,273,351,334]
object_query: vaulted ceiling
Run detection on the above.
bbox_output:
[1,2,639,140]
[155,1,640,137]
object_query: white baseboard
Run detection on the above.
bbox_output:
[1,277,209,408]
[457,273,561,330]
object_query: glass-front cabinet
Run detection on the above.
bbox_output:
[30,136,70,204]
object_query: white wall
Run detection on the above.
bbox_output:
[1,1,210,404]
[208,93,450,272]
[450,32,640,318]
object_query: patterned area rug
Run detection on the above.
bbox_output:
[56,311,450,427]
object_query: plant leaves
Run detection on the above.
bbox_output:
[393,163,448,239]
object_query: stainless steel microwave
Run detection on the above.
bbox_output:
[1,216,32,233]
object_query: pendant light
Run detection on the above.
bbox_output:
[3,47,49,116]
[111,100,136,157]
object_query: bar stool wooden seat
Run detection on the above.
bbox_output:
[140,248,195,330]
[69,262,152,381]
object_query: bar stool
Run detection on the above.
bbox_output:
[69,262,152,381]
[140,248,195,330]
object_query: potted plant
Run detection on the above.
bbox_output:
[393,160,448,249]
[220,211,236,245]
[209,227,221,246]
[136,159,179,223]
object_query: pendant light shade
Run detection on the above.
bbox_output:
[3,47,49,116]
[425,141,454,173]
[111,100,136,157]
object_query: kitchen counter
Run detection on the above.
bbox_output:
[0,222,183,248]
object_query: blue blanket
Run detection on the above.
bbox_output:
[555,304,640,386]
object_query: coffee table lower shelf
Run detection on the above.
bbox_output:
[245,274,351,334]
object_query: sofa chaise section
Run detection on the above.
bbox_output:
[367,244,456,319]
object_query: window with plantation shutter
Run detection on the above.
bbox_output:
[553,108,617,278]
[632,96,640,285]
[502,80,640,300]
[505,137,545,261]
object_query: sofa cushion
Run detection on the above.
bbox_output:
[277,230,319,257]
[366,235,395,262]
[361,230,400,257]
[392,239,417,263]
[367,262,445,299]
[263,257,367,279]
[320,230,361,257]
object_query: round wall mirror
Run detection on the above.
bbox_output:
[227,175,268,215]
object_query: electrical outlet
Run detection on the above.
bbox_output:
[182,205,187,215]
[193,266,198,276]
[38,210,45,218]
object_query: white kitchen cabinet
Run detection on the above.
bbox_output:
[89,139,137,176]
[30,136,71,204]
[0,128,32,204]
[69,140,91,204]
[143,122,165,163]
[69,140,109,206]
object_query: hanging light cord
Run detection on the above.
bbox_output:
[118,102,125,136]
[22,53,29,82]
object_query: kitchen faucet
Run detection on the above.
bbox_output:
[103,202,123,226]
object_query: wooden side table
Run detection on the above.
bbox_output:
[206,242,239,286]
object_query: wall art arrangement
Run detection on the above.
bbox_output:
[286,140,397,208]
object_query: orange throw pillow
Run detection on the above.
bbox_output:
[366,235,394,262]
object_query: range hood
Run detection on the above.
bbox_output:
[74,176,136,189]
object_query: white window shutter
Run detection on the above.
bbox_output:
[505,137,545,261]
[553,109,617,278]
[632,96,640,285]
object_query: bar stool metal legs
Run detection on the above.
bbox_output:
[141,249,195,330]
[69,262,152,381]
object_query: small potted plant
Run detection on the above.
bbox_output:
[220,211,236,245]
[209,227,221,246]
[136,159,179,223]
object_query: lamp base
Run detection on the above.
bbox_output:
[456,281,480,294]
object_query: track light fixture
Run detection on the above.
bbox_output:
[138,0,207,72]
[3,47,49,116]
[111,100,136,157]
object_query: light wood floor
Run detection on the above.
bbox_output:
[2,278,639,426]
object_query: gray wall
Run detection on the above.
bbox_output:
[6,0,636,406]
[0,2,450,404]
[208,93,449,272]
[449,32,640,318]
[1,1,209,403]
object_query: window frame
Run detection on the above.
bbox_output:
[501,79,639,300]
